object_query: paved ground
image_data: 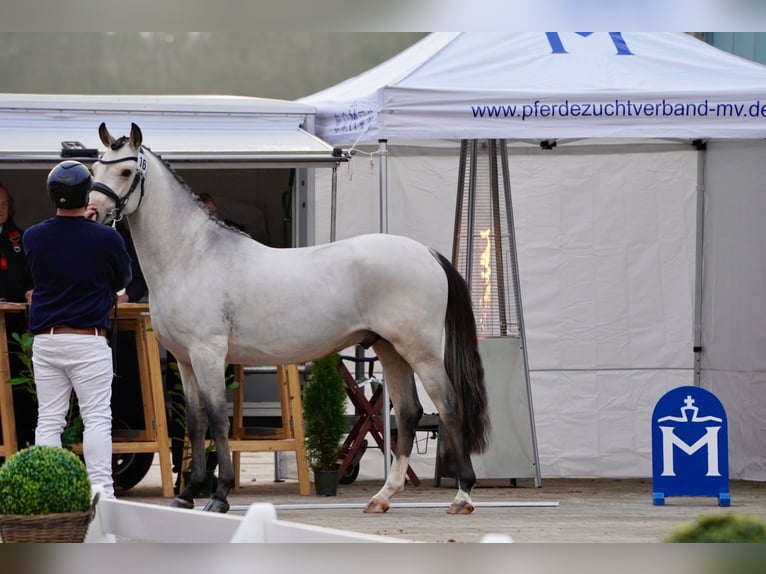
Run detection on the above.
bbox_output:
[116,453,766,543]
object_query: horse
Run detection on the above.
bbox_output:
[89,122,490,514]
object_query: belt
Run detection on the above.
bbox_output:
[41,326,107,337]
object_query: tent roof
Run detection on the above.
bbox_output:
[300,32,766,144]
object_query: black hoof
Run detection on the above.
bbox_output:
[202,498,230,513]
[170,496,195,509]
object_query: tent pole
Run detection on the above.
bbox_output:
[693,142,707,387]
[330,164,338,242]
[378,138,392,478]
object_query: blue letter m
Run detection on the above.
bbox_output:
[546,32,633,55]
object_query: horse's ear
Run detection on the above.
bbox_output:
[98,122,114,147]
[130,123,143,149]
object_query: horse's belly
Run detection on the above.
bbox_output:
[226,326,367,366]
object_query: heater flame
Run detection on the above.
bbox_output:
[479,228,492,332]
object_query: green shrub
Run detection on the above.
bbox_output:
[0,445,91,515]
[665,512,766,543]
[302,354,347,471]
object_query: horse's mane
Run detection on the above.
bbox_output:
[111,136,250,238]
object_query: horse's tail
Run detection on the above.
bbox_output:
[431,249,491,454]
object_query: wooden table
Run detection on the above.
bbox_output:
[104,303,174,497]
[2,302,310,498]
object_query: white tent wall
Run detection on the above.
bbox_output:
[311,141,699,479]
[300,32,766,482]
[702,140,766,481]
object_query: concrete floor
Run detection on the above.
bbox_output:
[115,452,766,543]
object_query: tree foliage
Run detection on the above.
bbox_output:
[0,33,426,100]
[665,512,766,543]
[0,445,91,515]
[302,354,347,471]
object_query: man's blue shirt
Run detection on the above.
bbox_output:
[23,216,133,333]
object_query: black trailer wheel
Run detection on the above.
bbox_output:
[339,461,360,484]
[338,439,367,484]
[111,417,155,493]
[113,451,155,493]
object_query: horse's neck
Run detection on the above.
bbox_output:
[127,166,210,280]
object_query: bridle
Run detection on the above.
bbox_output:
[91,149,147,222]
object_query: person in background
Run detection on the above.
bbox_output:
[0,181,35,451]
[114,220,147,304]
[0,182,33,304]
[197,192,247,233]
[23,160,133,498]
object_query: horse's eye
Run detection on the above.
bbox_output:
[121,169,132,177]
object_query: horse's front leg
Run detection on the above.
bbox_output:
[190,354,233,513]
[202,406,233,513]
[170,362,207,509]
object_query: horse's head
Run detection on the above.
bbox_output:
[89,122,146,225]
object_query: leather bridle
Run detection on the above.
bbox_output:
[91,152,146,222]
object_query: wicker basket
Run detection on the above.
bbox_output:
[0,494,99,543]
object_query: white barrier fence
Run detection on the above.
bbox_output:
[85,487,409,543]
[84,487,513,543]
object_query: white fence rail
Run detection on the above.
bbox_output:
[85,487,408,543]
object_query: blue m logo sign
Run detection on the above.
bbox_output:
[545,32,634,55]
[651,387,730,506]
[658,425,721,477]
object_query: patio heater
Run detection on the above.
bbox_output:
[436,139,541,487]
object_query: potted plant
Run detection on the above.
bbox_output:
[0,445,97,542]
[664,512,766,542]
[302,353,348,496]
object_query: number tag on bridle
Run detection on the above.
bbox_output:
[136,149,148,175]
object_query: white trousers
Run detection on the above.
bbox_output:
[33,333,114,498]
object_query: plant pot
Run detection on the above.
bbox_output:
[313,468,339,496]
[0,494,99,543]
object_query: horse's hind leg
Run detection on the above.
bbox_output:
[364,340,423,513]
[417,363,478,514]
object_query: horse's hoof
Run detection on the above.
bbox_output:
[447,500,475,515]
[363,498,390,513]
[202,498,230,513]
[170,497,195,510]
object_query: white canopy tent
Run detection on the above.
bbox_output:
[300,32,766,481]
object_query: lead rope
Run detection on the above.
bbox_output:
[110,295,119,378]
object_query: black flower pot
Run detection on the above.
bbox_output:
[313,468,339,496]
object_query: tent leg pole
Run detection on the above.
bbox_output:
[378,139,391,479]
[330,165,338,243]
[693,143,706,387]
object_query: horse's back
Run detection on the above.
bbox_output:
[312,233,447,299]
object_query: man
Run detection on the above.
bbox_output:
[23,160,133,498]
[0,182,33,304]
[0,182,35,450]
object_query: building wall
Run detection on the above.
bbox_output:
[704,32,766,66]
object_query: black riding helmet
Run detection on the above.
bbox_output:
[46,160,92,209]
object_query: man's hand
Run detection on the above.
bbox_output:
[84,204,99,221]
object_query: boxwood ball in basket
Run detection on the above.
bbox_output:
[0,445,96,543]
